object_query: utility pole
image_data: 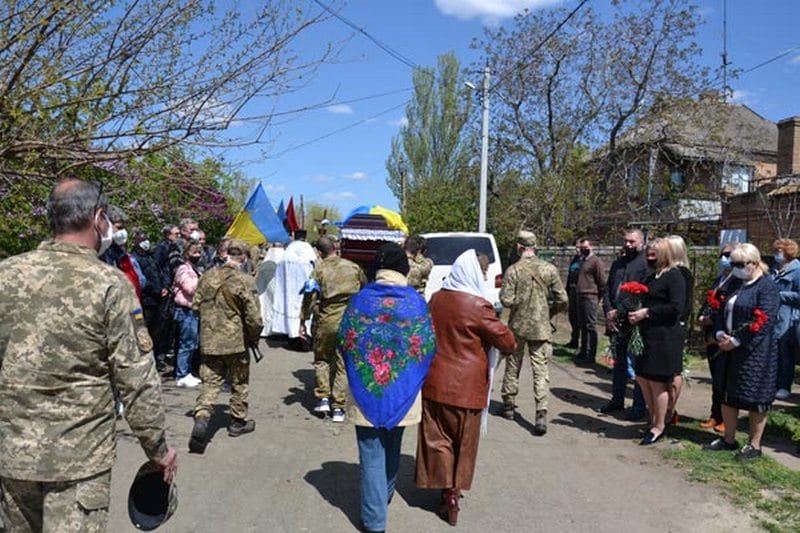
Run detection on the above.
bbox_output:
[478,66,490,233]
[400,166,407,215]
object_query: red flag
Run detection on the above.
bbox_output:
[286,197,300,232]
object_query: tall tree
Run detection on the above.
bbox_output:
[476,0,708,240]
[385,52,476,231]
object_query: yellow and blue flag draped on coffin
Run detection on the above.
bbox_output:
[226,183,290,245]
[341,205,408,234]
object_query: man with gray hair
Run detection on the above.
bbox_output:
[499,230,568,435]
[0,179,176,531]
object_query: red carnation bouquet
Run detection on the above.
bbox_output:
[711,308,769,359]
[619,281,649,358]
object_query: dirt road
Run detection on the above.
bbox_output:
[107,340,761,532]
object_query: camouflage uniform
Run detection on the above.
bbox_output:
[407,254,433,294]
[301,256,366,409]
[0,241,168,532]
[499,255,568,412]
[193,263,263,422]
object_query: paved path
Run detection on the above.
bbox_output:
[107,340,762,532]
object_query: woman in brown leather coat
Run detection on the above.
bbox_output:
[415,250,516,526]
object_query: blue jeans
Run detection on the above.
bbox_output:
[355,426,405,532]
[611,335,646,413]
[174,306,198,379]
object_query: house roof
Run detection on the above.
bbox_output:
[618,96,778,162]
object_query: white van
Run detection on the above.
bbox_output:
[420,232,503,309]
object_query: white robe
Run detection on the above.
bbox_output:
[270,241,316,338]
[256,247,285,336]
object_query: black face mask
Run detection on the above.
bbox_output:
[580,248,591,257]
[624,247,638,257]
[189,256,200,264]
[646,258,657,269]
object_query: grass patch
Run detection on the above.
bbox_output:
[663,423,800,532]
[767,407,800,444]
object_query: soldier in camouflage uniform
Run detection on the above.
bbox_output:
[404,235,433,295]
[300,237,366,422]
[189,241,263,453]
[499,231,568,435]
[0,179,177,533]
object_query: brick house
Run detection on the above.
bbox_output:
[593,93,777,243]
[722,116,800,249]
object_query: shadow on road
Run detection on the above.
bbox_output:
[303,460,361,529]
[551,386,609,410]
[552,412,642,440]
[396,454,441,515]
[183,404,230,451]
[283,369,318,412]
[487,400,545,437]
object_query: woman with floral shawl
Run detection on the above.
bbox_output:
[415,249,516,527]
[338,243,436,533]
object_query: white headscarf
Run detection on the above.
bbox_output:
[441,249,488,302]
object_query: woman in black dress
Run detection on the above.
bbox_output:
[627,238,688,445]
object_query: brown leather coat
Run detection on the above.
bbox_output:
[423,290,517,409]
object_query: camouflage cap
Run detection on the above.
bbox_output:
[227,240,249,256]
[517,230,537,247]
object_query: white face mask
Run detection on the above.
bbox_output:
[112,228,128,246]
[189,230,201,242]
[732,266,749,280]
[96,212,113,256]
[139,239,151,251]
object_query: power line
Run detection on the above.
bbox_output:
[707,44,800,92]
[312,0,424,74]
[235,87,413,123]
[489,0,590,94]
[271,99,409,158]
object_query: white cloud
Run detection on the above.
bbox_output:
[346,171,369,181]
[264,183,286,193]
[388,117,408,128]
[434,0,562,21]
[326,104,354,115]
[730,89,758,107]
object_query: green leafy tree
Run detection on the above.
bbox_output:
[386,52,476,231]
[0,149,250,256]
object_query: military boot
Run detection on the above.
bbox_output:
[533,410,547,436]
[228,418,255,437]
[188,417,208,453]
[500,403,515,420]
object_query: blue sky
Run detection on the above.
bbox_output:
[223,0,800,220]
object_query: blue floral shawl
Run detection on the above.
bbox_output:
[337,282,436,429]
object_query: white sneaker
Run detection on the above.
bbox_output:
[331,408,346,423]
[776,388,791,400]
[187,374,202,385]
[176,376,200,388]
[314,398,331,413]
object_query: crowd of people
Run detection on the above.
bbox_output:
[1,177,799,533]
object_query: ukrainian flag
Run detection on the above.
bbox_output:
[341,205,408,234]
[226,183,290,245]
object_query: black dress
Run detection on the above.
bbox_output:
[635,268,688,380]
